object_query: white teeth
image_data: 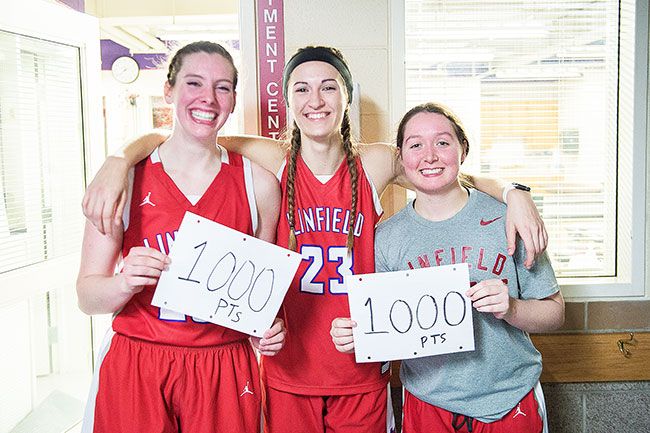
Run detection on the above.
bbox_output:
[421,168,442,175]
[191,110,216,121]
[306,112,327,119]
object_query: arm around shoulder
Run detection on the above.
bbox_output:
[251,161,281,244]
[218,135,286,175]
[82,130,169,236]
[471,175,548,266]
[357,142,400,195]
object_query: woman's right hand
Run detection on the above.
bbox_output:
[119,246,170,295]
[82,156,130,236]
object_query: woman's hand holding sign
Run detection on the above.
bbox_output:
[120,247,171,295]
[251,318,286,356]
[330,318,357,354]
[466,279,511,320]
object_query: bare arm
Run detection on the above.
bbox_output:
[503,291,564,333]
[359,141,547,268]
[471,175,547,268]
[467,279,565,333]
[357,142,400,195]
[76,221,169,315]
[250,161,281,244]
[218,135,286,175]
[83,132,285,236]
[82,131,168,236]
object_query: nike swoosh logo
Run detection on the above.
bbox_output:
[480,216,502,226]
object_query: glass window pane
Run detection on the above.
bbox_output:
[404,0,631,279]
[0,30,85,275]
[0,29,91,433]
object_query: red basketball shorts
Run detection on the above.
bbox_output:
[83,332,261,433]
[402,386,546,433]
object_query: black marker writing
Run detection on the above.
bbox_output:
[364,297,389,334]
[444,291,466,326]
[363,291,466,334]
[178,241,207,283]
[177,243,276,317]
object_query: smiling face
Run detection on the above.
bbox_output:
[400,112,466,195]
[164,51,236,145]
[287,61,348,143]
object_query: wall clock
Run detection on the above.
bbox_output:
[111,55,139,84]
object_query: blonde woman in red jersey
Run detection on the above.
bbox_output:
[81,46,547,433]
[76,42,284,433]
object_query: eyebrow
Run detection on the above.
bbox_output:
[182,73,233,83]
[405,131,454,142]
[292,78,338,86]
[405,134,423,142]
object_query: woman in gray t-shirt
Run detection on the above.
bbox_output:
[332,102,564,433]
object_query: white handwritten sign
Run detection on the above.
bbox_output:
[346,263,474,363]
[152,212,302,336]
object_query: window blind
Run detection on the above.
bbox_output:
[0,30,85,274]
[404,0,634,278]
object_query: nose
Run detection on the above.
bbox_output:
[423,144,439,162]
[200,86,218,106]
[308,89,324,108]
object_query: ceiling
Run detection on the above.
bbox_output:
[99,14,239,53]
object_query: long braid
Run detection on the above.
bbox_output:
[286,122,302,251]
[341,109,358,253]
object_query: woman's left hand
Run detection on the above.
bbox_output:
[466,279,512,320]
[505,189,548,269]
[251,318,286,356]
[330,318,357,354]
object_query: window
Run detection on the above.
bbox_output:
[0,32,85,274]
[0,3,102,432]
[394,0,647,297]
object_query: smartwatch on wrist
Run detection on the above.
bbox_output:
[502,182,531,203]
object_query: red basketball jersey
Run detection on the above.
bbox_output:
[262,154,390,395]
[112,147,256,347]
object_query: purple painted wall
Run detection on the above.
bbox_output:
[100,40,240,71]
[101,39,168,71]
[52,0,166,71]
[56,0,84,12]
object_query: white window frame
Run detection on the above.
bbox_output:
[0,2,103,430]
[0,2,102,304]
[389,0,648,300]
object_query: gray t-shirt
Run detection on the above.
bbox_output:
[375,189,559,422]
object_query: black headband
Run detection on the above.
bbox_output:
[282,47,353,106]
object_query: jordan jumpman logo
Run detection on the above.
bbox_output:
[240,381,253,397]
[512,403,527,419]
[139,192,156,207]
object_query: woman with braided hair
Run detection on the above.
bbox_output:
[263,47,391,432]
[81,46,548,433]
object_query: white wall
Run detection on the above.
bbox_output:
[283,0,393,144]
